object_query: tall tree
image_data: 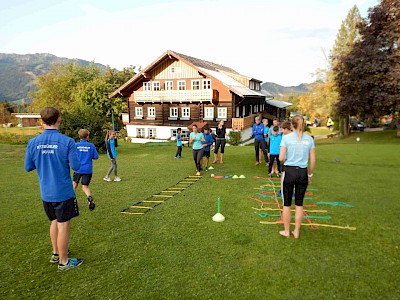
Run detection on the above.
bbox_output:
[334,0,400,133]
[330,5,362,135]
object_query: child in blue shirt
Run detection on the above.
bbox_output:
[73,129,99,210]
[201,127,214,170]
[24,106,83,272]
[175,128,183,159]
[103,131,121,182]
[268,126,282,177]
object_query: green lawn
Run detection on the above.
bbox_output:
[1,131,399,299]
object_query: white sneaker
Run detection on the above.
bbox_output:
[114,177,122,182]
[103,177,112,182]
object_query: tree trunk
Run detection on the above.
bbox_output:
[339,115,350,136]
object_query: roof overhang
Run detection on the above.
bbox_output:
[265,99,292,109]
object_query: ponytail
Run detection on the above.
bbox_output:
[292,115,304,140]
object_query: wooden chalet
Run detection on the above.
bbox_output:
[110,50,290,141]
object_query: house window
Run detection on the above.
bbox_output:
[255,82,261,91]
[134,107,143,119]
[255,104,258,113]
[153,81,160,91]
[169,107,178,120]
[148,128,156,138]
[136,128,145,138]
[217,107,227,120]
[165,81,173,90]
[147,107,156,119]
[249,81,255,90]
[203,79,211,89]
[191,80,200,90]
[143,82,151,91]
[204,107,214,120]
[171,128,190,139]
[181,107,190,120]
[178,80,186,90]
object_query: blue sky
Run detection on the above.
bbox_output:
[0,0,379,86]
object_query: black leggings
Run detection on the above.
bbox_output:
[268,154,281,173]
[176,146,182,157]
[214,138,226,154]
[192,149,204,172]
[254,140,268,162]
[282,166,308,207]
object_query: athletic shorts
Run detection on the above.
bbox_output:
[43,197,79,222]
[203,151,210,158]
[73,173,92,186]
[281,166,308,207]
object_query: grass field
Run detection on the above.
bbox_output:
[1,130,399,299]
[0,126,43,136]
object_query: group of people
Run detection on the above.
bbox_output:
[25,107,315,273]
[175,120,227,176]
[24,107,122,272]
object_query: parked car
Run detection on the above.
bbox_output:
[350,120,366,131]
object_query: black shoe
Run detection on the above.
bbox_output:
[87,196,95,211]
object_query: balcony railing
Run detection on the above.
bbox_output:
[231,113,259,130]
[134,90,213,103]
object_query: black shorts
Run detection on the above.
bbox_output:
[43,197,79,222]
[73,173,92,186]
[281,166,308,207]
[203,151,210,158]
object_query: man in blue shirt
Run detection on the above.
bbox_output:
[73,129,99,211]
[24,107,84,272]
[252,116,268,165]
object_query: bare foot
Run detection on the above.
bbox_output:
[291,231,300,239]
[220,161,223,164]
[279,231,290,238]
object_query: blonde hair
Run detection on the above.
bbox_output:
[78,129,89,140]
[292,115,304,140]
[105,130,114,143]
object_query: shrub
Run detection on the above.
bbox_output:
[59,108,108,153]
[0,132,32,145]
[227,130,241,146]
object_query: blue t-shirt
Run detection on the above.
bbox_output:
[280,132,315,168]
[203,133,213,152]
[263,126,269,142]
[190,132,204,150]
[75,140,99,174]
[106,138,117,159]
[252,123,264,140]
[176,133,183,147]
[24,129,80,202]
[269,133,282,155]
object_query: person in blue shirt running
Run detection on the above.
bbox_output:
[279,115,316,239]
[103,130,121,182]
[201,127,214,171]
[175,128,184,159]
[189,124,205,176]
[24,106,84,272]
[252,116,268,165]
[73,129,99,211]
[268,126,282,177]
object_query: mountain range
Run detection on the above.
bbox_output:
[0,53,309,103]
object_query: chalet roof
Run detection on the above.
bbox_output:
[265,99,292,109]
[110,50,264,98]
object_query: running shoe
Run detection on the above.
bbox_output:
[114,177,122,182]
[58,258,84,272]
[103,177,112,182]
[50,253,59,264]
[87,196,95,211]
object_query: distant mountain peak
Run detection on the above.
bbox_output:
[261,82,311,97]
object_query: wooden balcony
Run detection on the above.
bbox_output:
[134,90,213,103]
[231,114,259,130]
